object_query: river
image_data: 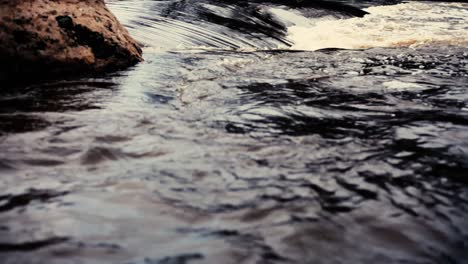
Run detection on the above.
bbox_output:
[1,1,467,263]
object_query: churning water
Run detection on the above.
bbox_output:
[1,1,468,263]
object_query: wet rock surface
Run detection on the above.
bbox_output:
[0,0,142,79]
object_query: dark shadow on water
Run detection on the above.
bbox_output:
[0,80,117,113]
[0,189,69,213]
[0,77,120,134]
[0,237,69,252]
[0,114,51,135]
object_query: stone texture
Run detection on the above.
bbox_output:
[0,0,143,78]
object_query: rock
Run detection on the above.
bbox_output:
[0,0,143,79]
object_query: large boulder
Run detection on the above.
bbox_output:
[0,0,143,79]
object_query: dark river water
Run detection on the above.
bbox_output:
[1,1,468,263]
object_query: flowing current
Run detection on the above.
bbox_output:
[1,1,468,263]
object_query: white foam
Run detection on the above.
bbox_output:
[286,2,468,51]
[383,80,425,91]
[268,7,317,27]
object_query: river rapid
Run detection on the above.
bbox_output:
[1,1,468,263]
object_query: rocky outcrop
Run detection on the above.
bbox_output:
[0,0,143,79]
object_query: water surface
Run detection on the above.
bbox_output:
[1,1,468,263]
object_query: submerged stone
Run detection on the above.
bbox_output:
[0,0,143,79]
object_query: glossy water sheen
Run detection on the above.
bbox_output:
[1,1,468,263]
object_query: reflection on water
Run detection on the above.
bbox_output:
[1,1,468,263]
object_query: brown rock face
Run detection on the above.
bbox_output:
[0,0,143,79]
